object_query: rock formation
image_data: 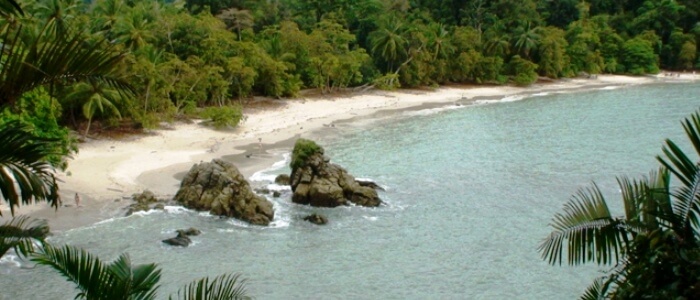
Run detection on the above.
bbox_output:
[274,174,290,185]
[174,159,274,226]
[126,190,167,216]
[303,214,328,225]
[289,139,381,207]
[162,227,201,247]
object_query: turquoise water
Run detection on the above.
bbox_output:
[2,82,700,299]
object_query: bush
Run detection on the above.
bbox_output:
[0,88,75,169]
[290,139,323,170]
[201,105,243,129]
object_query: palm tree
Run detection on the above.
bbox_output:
[30,0,79,37]
[369,15,408,73]
[65,81,123,136]
[512,22,540,59]
[112,10,154,51]
[540,110,700,299]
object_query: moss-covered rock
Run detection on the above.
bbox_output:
[289,139,381,208]
[174,159,274,226]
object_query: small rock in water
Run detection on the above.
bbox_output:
[303,214,328,225]
[274,174,290,185]
[162,227,201,247]
[272,191,281,198]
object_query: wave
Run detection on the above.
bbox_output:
[402,104,465,117]
[0,254,21,269]
[599,86,621,90]
[475,94,529,105]
[250,153,291,182]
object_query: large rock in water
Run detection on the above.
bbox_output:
[289,139,381,207]
[174,159,274,225]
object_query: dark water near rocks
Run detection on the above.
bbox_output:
[2,82,700,299]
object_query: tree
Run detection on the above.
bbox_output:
[216,7,253,41]
[0,0,130,214]
[540,110,700,299]
[369,15,409,73]
[621,37,659,75]
[65,81,123,136]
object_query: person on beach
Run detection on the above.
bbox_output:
[75,193,81,208]
[258,138,263,153]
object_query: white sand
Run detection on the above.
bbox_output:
[1,74,693,229]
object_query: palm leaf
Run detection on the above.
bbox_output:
[658,110,700,239]
[107,253,161,300]
[0,0,23,17]
[170,273,251,300]
[0,121,61,216]
[0,25,133,107]
[580,276,613,300]
[32,243,162,300]
[539,184,628,266]
[32,243,113,299]
[0,216,48,258]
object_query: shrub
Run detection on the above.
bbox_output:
[201,105,243,129]
[290,139,323,170]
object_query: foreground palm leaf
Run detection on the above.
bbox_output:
[0,0,22,18]
[0,121,61,216]
[0,216,48,258]
[0,25,132,107]
[33,243,252,300]
[32,243,162,300]
[170,273,250,300]
[543,110,700,299]
[538,183,628,266]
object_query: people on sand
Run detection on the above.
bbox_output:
[75,193,81,208]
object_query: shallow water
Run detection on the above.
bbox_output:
[2,82,700,299]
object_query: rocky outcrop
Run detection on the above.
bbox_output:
[174,159,274,226]
[162,227,201,247]
[303,214,328,225]
[274,174,290,185]
[126,190,167,216]
[289,139,381,207]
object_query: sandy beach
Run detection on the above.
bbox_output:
[1,74,696,230]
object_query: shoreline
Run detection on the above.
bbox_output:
[1,74,696,231]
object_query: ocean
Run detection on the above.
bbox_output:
[2,81,700,299]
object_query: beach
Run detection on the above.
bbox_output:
[0,74,694,231]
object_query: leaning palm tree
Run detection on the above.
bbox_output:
[540,110,700,299]
[65,81,123,136]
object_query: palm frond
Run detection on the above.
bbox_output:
[32,243,162,300]
[658,111,700,239]
[0,121,61,216]
[0,216,48,258]
[0,25,133,107]
[170,273,251,300]
[539,184,628,266]
[107,253,161,300]
[580,276,613,300]
[0,0,23,17]
[32,243,113,299]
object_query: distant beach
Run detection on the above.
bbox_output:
[1,73,696,230]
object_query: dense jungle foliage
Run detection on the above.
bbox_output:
[1,0,699,160]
